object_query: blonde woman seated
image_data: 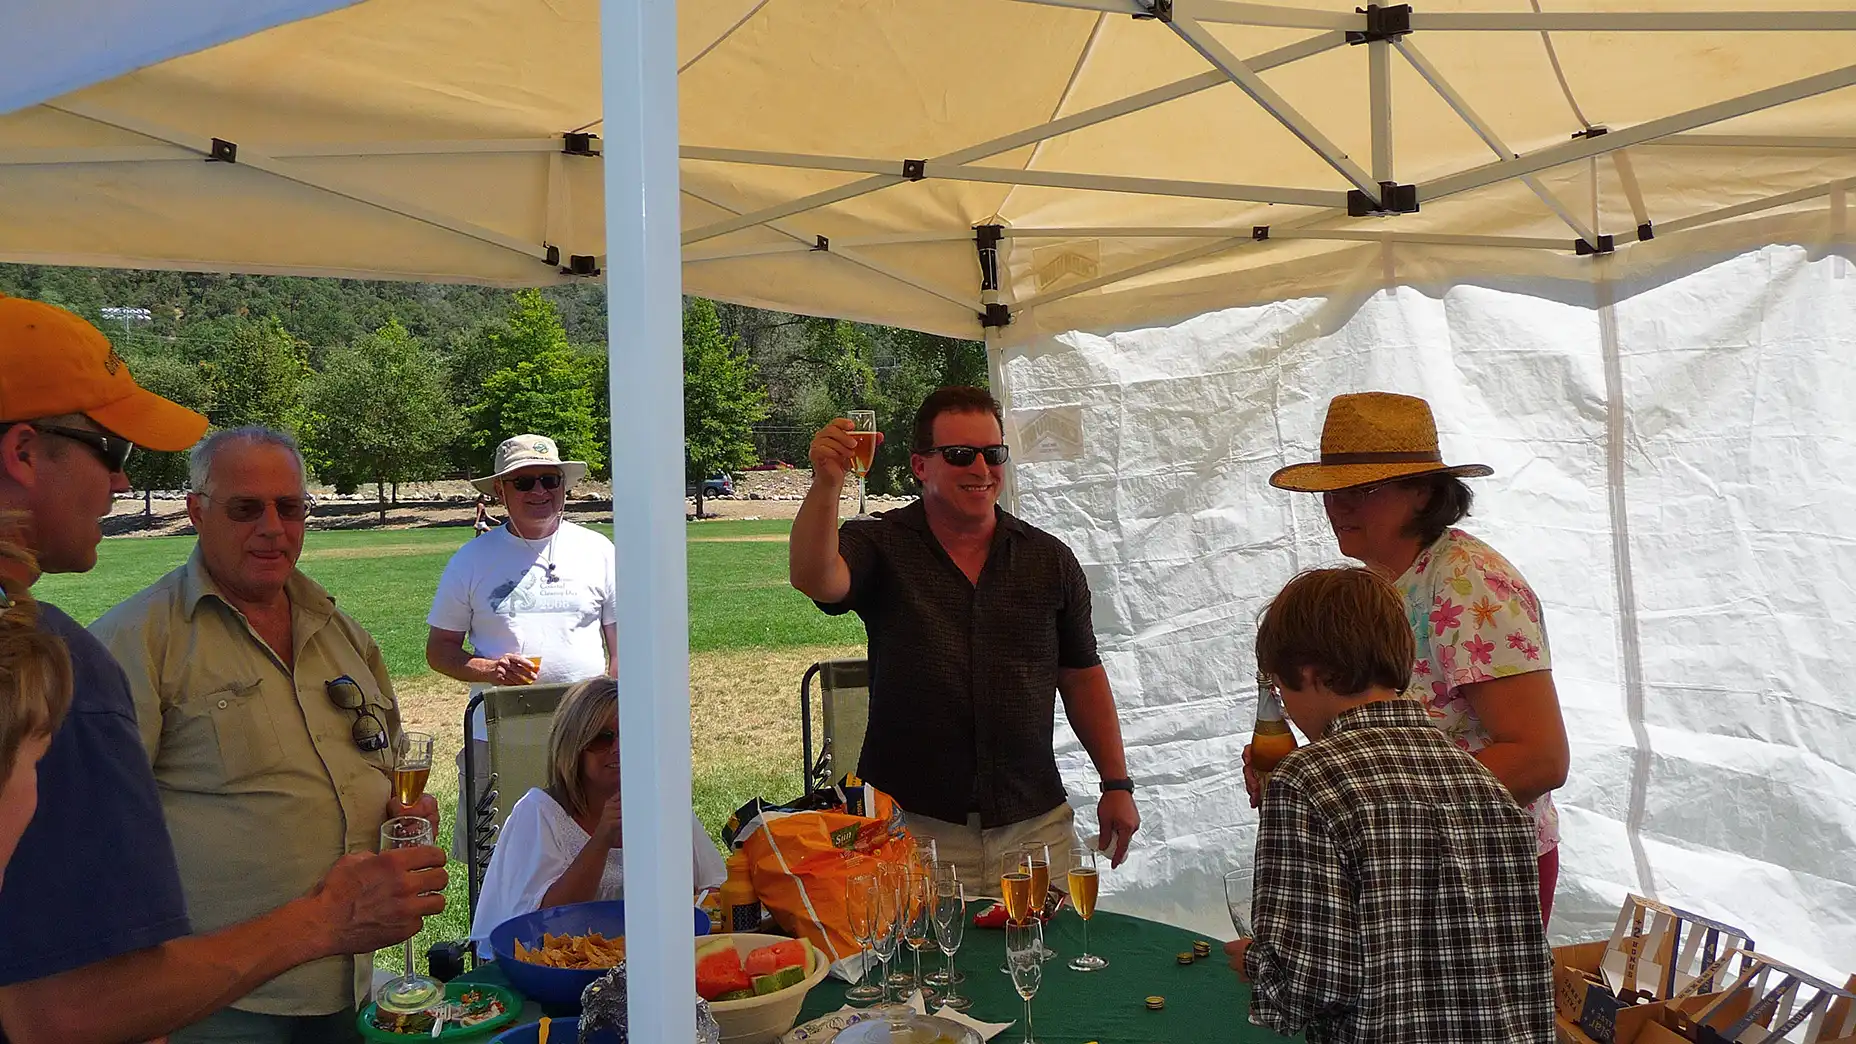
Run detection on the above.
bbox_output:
[0,533,74,889]
[469,677,727,953]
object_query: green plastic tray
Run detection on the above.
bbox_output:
[356,982,524,1042]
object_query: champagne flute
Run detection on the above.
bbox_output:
[1225,866,1255,936]
[926,864,964,988]
[845,869,884,1005]
[375,816,442,1013]
[1067,844,1106,972]
[1019,843,1056,959]
[903,867,937,1005]
[932,877,972,1012]
[393,732,434,808]
[870,862,908,1026]
[1005,920,1045,1044]
[1000,852,1032,975]
[847,410,877,518]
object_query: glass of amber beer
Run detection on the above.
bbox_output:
[847,410,878,518]
[394,731,434,808]
[1067,843,1106,971]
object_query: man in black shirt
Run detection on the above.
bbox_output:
[790,387,1140,882]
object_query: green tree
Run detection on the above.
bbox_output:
[306,320,462,523]
[462,291,605,476]
[199,316,312,434]
[683,299,770,518]
[120,351,212,525]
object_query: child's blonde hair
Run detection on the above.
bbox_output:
[0,520,72,782]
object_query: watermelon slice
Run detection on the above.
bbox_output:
[743,939,807,978]
[695,946,752,1001]
[751,966,806,996]
[714,989,755,1002]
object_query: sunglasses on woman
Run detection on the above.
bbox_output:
[34,424,135,472]
[506,473,563,492]
[921,444,1011,467]
[198,493,313,522]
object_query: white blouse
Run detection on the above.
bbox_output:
[468,787,729,953]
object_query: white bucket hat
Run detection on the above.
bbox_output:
[472,434,589,495]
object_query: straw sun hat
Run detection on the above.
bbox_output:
[1268,392,1493,493]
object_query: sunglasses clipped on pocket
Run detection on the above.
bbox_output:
[326,675,389,752]
[922,444,1011,467]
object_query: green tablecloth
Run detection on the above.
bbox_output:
[460,910,1297,1044]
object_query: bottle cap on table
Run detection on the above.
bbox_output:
[1176,952,1195,965]
[1145,996,1166,1010]
[1192,940,1213,958]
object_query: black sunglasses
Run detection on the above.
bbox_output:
[35,424,135,472]
[198,493,313,523]
[506,473,563,492]
[586,728,618,753]
[326,676,389,752]
[921,444,1010,467]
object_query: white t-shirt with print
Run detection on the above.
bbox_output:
[428,520,618,738]
[467,787,728,956]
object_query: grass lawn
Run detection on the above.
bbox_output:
[35,517,864,974]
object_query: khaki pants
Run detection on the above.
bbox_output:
[172,1008,362,1044]
[900,803,1080,895]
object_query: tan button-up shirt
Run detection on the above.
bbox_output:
[92,549,401,1016]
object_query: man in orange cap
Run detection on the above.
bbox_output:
[0,297,447,1044]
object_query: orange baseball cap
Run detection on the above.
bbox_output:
[0,295,208,452]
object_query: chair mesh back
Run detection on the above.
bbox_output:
[819,659,870,783]
[484,683,571,828]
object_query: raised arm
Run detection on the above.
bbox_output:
[788,420,866,603]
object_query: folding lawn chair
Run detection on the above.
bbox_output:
[799,659,869,793]
[429,681,572,979]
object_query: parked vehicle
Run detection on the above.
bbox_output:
[686,473,734,498]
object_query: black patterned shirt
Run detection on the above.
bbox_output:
[1244,698,1553,1044]
[816,500,1100,827]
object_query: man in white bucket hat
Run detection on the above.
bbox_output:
[425,435,616,855]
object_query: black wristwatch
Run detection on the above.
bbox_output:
[1099,778,1135,794]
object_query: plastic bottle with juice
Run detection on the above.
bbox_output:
[1251,671,1298,803]
[720,848,762,933]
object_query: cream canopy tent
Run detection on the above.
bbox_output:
[3,0,1855,340]
[7,0,1856,1034]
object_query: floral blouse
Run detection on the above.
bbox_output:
[1395,528,1559,856]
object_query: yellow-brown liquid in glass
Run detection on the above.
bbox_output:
[1001,871,1034,923]
[848,432,879,476]
[393,766,430,807]
[1025,860,1050,906]
[1068,867,1098,920]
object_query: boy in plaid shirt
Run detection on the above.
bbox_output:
[1228,567,1553,1044]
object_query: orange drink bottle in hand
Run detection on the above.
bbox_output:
[1252,672,1298,802]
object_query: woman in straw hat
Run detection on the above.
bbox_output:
[1261,392,1570,922]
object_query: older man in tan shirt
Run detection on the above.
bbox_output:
[94,426,439,1044]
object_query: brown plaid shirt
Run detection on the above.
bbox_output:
[817,500,1100,827]
[1245,699,1553,1044]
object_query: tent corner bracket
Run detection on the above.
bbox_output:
[1253,225,1270,241]
[1575,234,1616,256]
[208,138,237,163]
[1348,182,1418,216]
[813,235,830,251]
[980,303,1013,328]
[902,159,927,181]
[1637,222,1655,241]
[1133,0,1174,22]
[562,133,601,157]
[543,244,561,267]
[562,254,600,276]
[976,223,1005,292]
[1348,4,1413,45]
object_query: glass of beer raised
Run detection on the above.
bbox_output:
[1067,843,1106,972]
[847,410,878,518]
[394,731,434,808]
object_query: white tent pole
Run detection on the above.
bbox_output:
[1654,176,1856,236]
[1369,39,1393,184]
[1653,134,1856,150]
[1166,14,1381,198]
[986,326,1020,512]
[602,0,693,1041]
[1390,38,1597,241]
[1423,62,1856,200]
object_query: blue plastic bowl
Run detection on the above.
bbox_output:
[492,1017,621,1044]
[488,900,711,1009]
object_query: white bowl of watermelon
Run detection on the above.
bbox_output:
[696,933,829,1044]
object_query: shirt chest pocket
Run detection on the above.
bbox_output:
[179,681,285,785]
